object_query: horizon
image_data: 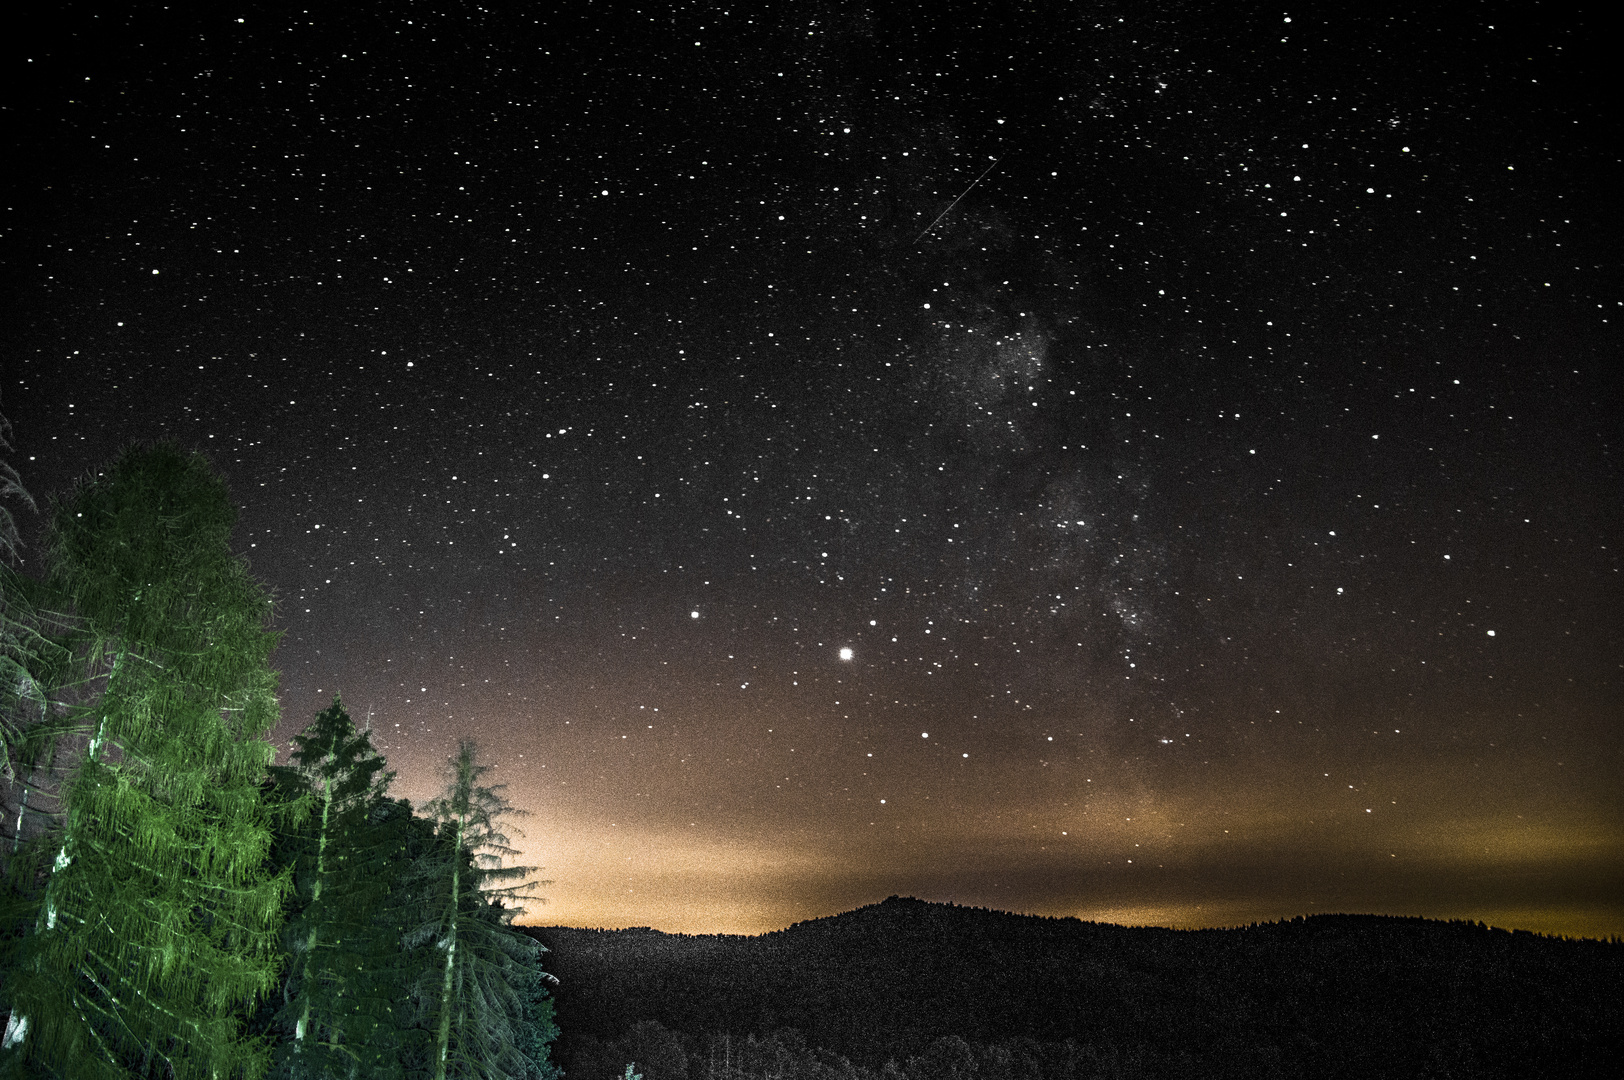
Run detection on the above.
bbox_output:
[517,893,1624,942]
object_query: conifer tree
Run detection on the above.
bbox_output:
[272,697,402,1078]
[413,738,553,1080]
[372,796,452,1074]
[0,442,292,1078]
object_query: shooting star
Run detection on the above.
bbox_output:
[915,157,1003,243]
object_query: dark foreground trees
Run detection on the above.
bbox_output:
[270,697,404,1077]
[0,440,561,1078]
[1,443,292,1078]
[265,712,561,1079]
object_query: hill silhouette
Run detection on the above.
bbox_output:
[525,895,1622,1080]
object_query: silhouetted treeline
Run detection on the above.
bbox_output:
[527,895,1623,1080]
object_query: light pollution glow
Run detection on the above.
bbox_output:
[380,718,1623,940]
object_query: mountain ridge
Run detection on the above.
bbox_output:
[524,896,1622,1078]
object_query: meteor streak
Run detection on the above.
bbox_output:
[915,157,1003,242]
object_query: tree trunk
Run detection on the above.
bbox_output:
[433,810,465,1080]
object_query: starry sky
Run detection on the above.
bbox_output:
[5,1,1619,939]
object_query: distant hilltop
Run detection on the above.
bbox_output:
[528,896,1622,1080]
[547,893,1589,940]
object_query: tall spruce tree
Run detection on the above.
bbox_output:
[414,739,553,1080]
[273,698,403,1079]
[0,442,292,1078]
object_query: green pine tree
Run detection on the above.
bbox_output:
[0,442,293,1079]
[272,697,404,1079]
[413,739,553,1080]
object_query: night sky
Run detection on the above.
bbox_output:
[6,1,1619,938]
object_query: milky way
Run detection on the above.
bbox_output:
[5,1,1618,936]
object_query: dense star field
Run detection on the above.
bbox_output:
[5,2,1618,937]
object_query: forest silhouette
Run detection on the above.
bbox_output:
[529,895,1622,1080]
